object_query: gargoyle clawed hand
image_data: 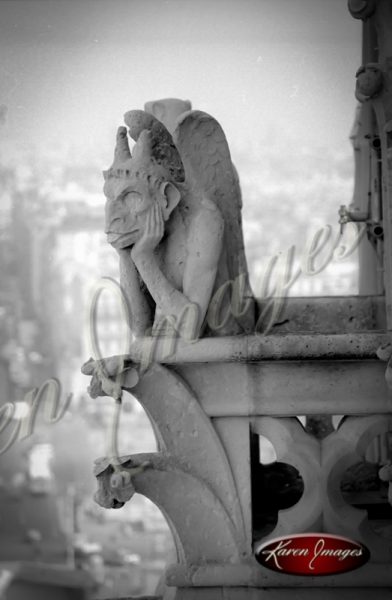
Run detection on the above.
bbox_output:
[81,356,139,400]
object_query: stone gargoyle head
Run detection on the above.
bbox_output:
[103,111,185,251]
[93,456,150,509]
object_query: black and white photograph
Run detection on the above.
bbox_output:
[0,0,392,598]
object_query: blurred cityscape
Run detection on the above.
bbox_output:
[0,134,360,596]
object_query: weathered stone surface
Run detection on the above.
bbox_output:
[266,296,386,333]
[80,60,392,598]
[177,358,392,417]
[124,331,390,363]
[103,101,254,340]
[166,560,392,588]
[144,97,191,134]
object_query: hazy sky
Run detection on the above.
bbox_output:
[0,0,361,165]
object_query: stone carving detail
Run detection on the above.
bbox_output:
[144,97,192,134]
[253,417,322,538]
[93,455,150,508]
[322,415,392,561]
[355,63,384,102]
[376,342,392,389]
[82,102,257,562]
[82,103,257,559]
[103,100,254,341]
[348,0,377,20]
[353,1,392,326]
[253,415,392,561]
[92,363,248,564]
[379,462,392,505]
[81,87,392,597]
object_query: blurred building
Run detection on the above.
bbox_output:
[0,164,174,596]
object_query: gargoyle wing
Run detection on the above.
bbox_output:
[173,110,255,332]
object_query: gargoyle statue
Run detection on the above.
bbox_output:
[83,102,256,510]
[103,105,255,341]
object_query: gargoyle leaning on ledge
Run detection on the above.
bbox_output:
[105,106,254,339]
[82,103,255,396]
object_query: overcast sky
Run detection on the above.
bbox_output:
[0,0,361,165]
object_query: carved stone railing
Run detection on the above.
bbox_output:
[92,296,392,599]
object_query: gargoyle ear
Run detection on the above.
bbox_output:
[159,182,181,220]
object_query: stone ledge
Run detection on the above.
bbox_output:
[100,597,160,600]
[265,296,386,334]
[176,360,392,416]
[126,332,390,364]
[166,561,392,588]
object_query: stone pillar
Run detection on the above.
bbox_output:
[349,0,392,320]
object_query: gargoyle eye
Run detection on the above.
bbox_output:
[123,191,142,206]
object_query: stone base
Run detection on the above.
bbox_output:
[166,588,392,600]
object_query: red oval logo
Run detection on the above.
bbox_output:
[255,533,370,576]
